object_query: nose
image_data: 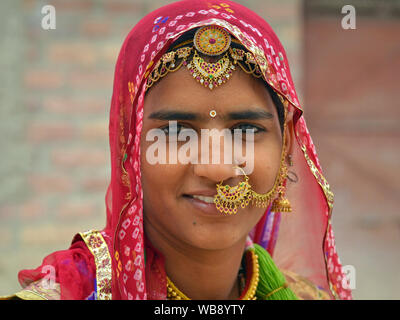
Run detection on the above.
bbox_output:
[192,127,242,183]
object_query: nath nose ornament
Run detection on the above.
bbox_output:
[214,147,292,215]
[214,166,252,215]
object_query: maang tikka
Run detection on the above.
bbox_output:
[145,25,263,92]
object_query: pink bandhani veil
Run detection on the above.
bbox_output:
[19,0,352,300]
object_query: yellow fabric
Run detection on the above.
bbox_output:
[78,230,112,300]
[0,281,61,300]
[283,269,331,300]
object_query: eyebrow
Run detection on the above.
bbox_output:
[148,110,203,121]
[148,108,274,121]
[227,110,274,121]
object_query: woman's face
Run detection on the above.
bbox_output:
[140,63,291,251]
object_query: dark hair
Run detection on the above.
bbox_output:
[166,28,286,132]
[265,83,285,132]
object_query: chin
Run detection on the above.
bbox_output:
[184,226,246,251]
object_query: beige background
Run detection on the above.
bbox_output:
[0,0,399,299]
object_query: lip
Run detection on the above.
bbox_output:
[183,191,232,217]
[184,195,222,216]
[185,190,217,197]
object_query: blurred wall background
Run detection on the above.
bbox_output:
[304,0,400,299]
[0,0,398,299]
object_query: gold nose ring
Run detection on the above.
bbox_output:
[214,166,252,215]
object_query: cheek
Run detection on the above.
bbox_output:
[139,138,185,215]
[141,152,176,198]
[252,139,282,191]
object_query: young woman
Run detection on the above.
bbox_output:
[2,0,352,300]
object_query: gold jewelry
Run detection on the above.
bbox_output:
[166,277,190,300]
[166,249,259,300]
[270,168,292,213]
[214,132,291,214]
[214,103,292,214]
[288,154,293,167]
[270,127,292,213]
[214,162,287,214]
[145,25,264,91]
[193,25,231,56]
[187,50,235,90]
[240,249,259,300]
[214,166,253,215]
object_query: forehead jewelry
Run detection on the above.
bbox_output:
[194,25,231,56]
[145,25,264,92]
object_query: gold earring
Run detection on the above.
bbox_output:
[269,108,292,213]
[288,154,293,167]
[270,163,292,213]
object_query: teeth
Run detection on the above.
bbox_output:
[192,195,215,204]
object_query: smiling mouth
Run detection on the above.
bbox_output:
[183,193,232,216]
[184,194,216,204]
[192,195,215,204]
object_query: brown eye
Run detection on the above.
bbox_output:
[161,123,193,136]
[231,123,266,134]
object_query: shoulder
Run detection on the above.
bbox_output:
[282,269,331,300]
[2,229,112,300]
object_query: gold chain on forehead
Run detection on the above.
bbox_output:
[145,25,263,92]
